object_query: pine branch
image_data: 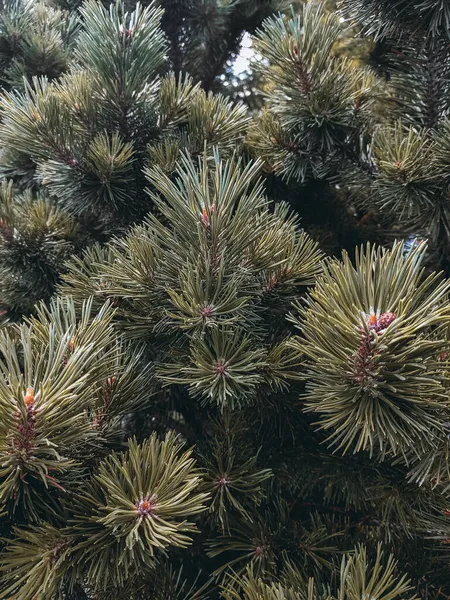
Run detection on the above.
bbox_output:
[290,241,450,457]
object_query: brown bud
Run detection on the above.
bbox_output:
[24,387,35,407]
[377,312,397,330]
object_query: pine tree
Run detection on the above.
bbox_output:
[1,1,450,599]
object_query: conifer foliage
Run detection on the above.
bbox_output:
[0,0,249,319]
[1,0,450,599]
[0,0,78,89]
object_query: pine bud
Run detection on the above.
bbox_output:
[201,305,214,318]
[293,43,298,56]
[119,23,133,37]
[136,495,157,517]
[366,311,396,332]
[217,474,229,488]
[23,387,35,407]
[201,204,215,227]
[215,359,228,376]
[377,312,397,330]
[367,314,378,328]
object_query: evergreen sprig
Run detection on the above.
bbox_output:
[290,241,450,457]
[0,296,117,520]
[221,544,415,600]
[0,0,78,89]
[59,151,323,408]
[0,180,78,319]
[249,2,374,181]
[0,432,209,597]
[0,0,250,317]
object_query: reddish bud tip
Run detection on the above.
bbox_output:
[215,359,228,376]
[136,496,157,517]
[23,387,35,407]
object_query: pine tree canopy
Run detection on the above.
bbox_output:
[2,0,450,598]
